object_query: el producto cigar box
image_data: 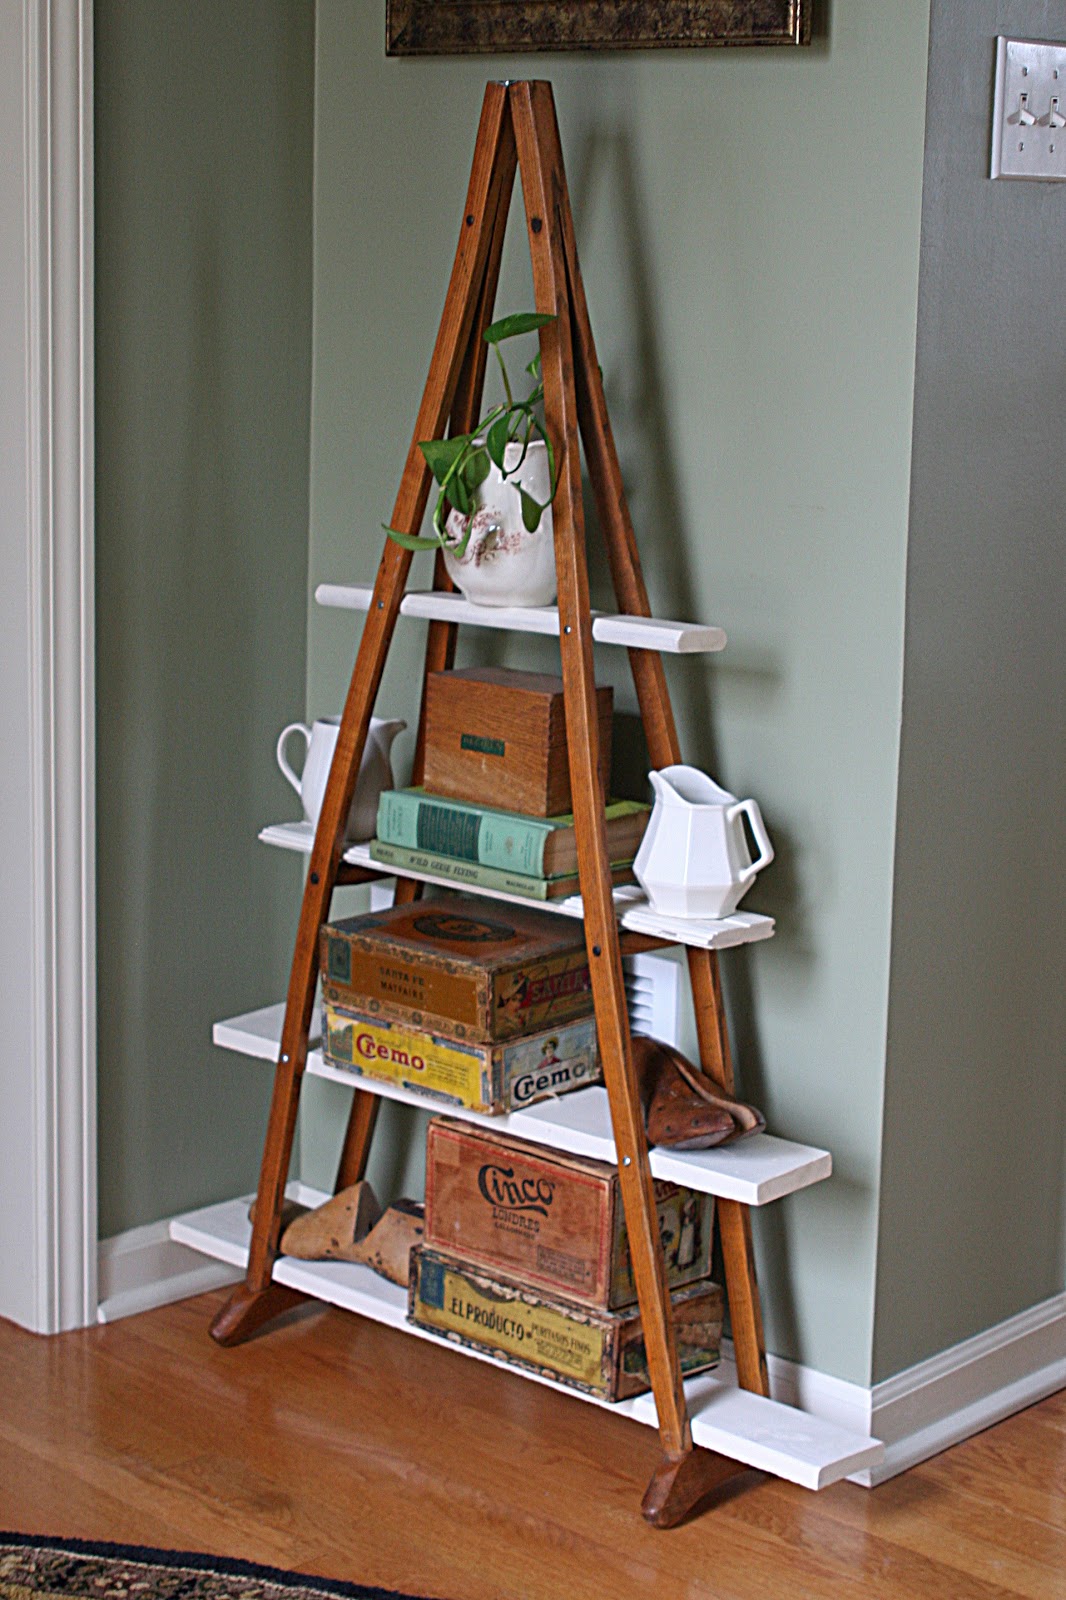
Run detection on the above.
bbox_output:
[320,896,593,1044]
[409,1247,723,1402]
[322,999,601,1115]
[424,1118,715,1311]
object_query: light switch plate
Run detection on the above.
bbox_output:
[991,36,1066,181]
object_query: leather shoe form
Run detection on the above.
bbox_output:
[632,1035,766,1150]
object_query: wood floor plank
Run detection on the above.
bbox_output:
[917,1409,1066,1535]
[0,1294,1062,1600]
[810,1443,1066,1598]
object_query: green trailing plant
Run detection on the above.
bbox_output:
[386,311,559,556]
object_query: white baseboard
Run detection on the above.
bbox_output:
[862,1290,1066,1484]
[724,1289,1066,1486]
[97,1216,241,1323]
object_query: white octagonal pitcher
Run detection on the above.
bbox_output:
[633,765,774,920]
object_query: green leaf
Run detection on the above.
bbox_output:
[484,310,555,345]
[525,352,542,379]
[485,414,510,472]
[419,435,468,486]
[384,525,443,551]
[447,472,472,517]
[462,446,491,494]
[519,488,545,533]
[504,429,531,480]
[542,431,557,497]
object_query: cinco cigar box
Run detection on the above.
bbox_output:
[322,999,601,1115]
[320,896,592,1044]
[424,1118,715,1310]
[409,1247,723,1402]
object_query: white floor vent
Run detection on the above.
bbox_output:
[623,948,683,1050]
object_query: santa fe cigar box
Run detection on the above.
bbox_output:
[423,666,612,816]
[320,896,592,1044]
[424,1118,715,1310]
[322,999,601,1115]
[409,1247,723,1401]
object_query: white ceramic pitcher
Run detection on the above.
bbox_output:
[276,715,406,842]
[633,765,774,919]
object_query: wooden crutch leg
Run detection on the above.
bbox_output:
[332,118,518,1179]
[212,83,516,1347]
[511,82,694,1490]
[550,123,772,1406]
[688,948,770,1395]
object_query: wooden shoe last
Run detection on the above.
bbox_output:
[632,1036,765,1150]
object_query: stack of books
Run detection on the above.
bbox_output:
[370,787,650,902]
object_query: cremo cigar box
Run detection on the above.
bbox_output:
[320,896,592,1044]
[322,1000,601,1115]
[424,1118,715,1310]
[409,1247,723,1402]
[423,666,612,816]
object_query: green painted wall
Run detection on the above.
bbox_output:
[95,0,315,1237]
[306,3,931,1384]
[873,0,1066,1381]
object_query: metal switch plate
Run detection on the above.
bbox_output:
[991,36,1066,181]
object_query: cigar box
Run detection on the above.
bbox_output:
[424,1118,715,1310]
[322,999,600,1114]
[320,896,592,1044]
[423,666,612,816]
[409,1247,723,1402]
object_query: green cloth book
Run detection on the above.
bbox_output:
[368,839,636,901]
[375,788,649,879]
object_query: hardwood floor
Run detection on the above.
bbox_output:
[0,1291,1063,1600]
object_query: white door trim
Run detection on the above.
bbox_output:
[9,0,96,1333]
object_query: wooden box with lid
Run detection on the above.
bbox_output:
[423,666,612,816]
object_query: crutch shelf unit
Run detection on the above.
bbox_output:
[170,79,882,1526]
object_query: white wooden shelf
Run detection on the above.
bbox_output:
[214,1003,831,1207]
[258,822,775,955]
[169,1190,882,1491]
[315,583,726,654]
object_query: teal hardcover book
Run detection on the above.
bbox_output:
[375,788,648,879]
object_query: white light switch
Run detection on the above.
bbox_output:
[991,36,1066,181]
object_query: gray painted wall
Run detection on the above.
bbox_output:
[874,0,1066,1380]
[94,0,315,1237]
[306,3,931,1384]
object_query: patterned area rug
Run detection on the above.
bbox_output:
[0,1536,434,1600]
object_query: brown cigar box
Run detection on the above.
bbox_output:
[320,895,592,1044]
[409,1247,723,1401]
[424,1118,715,1310]
[423,666,612,816]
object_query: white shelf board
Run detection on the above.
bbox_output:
[510,1088,831,1206]
[258,824,775,955]
[212,1004,830,1207]
[315,582,726,655]
[213,1002,321,1060]
[170,1193,881,1491]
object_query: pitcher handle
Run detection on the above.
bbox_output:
[728,799,774,882]
[276,722,310,796]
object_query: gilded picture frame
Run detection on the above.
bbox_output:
[386,2,812,55]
